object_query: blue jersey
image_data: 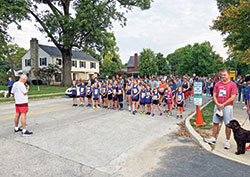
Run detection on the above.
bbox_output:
[118,86,123,95]
[140,89,146,103]
[132,84,139,99]
[93,86,99,98]
[86,85,92,95]
[79,85,85,96]
[126,82,132,94]
[145,89,151,103]
[113,85,118,95]
[102,85,107,95]
[108,87,112,95]
[177,92,183,102]
[72,85,77,95]
[152,91,159,100]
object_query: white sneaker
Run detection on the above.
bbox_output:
[242,106,247,110]
[203,137,216,145]
[224,140,230,149]
[242,101,245,104]
[236,101,240,103]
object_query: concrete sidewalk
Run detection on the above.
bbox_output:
[186,102,250,166]
[213,103,250,166]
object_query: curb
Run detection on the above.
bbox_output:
[185,100,212,151]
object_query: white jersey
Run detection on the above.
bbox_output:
[11,81,28,104]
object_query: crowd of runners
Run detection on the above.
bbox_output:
[70,74,219,118]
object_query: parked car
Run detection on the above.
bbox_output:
[65,84,81,97]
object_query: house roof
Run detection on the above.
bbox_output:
[127,55,140,68]
[39,44,98,62]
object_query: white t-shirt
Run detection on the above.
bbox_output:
[11,81,28,104]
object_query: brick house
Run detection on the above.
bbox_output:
[127,53,140,77]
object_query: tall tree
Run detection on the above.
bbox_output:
[1,0,152,86]
[167,42,223,76]
[212,0,250,63]
[138,48,157,76]
[155,53,170,75]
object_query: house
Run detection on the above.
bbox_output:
[8,68,23,77]
[126,53,140,77]
[21,38,99,84]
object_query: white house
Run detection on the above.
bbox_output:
[22,38,99,84]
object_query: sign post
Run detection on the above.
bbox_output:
[193,82,206,126]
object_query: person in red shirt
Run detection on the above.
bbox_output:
[204,69,237,149]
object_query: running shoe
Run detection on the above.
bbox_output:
[203,137,216,145]
[132,111,136,115]
[245,145,250,151]
[14,127,22,134]
[224,140,231,149]
[21,130,33,137]
[160,113,163,116]
[92,106,96,109]
[152,113,155,117]
[96,105,100,109]
[176,115,179,119]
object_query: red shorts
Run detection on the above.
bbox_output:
[184,91,190,97]
[16,103,28,113]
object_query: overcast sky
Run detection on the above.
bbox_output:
[8,0,228,64]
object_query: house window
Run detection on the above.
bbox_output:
[56,58,62,66]
[25,59,31,66]
[90,62,96,69]
[40,58,47,66]
[80,61,86,68]
[72,60,77,68]
[55,73,62,82]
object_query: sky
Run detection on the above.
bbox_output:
[8,0,228,64]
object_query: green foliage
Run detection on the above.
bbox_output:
[212,0,250,63]
[155,53,170,75]
[100,53,122,77]
[138,49,157,76]
[5,44,27,68]
[167,42,223,76]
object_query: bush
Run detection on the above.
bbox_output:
[0,93,4,98]
[0,72,9,86]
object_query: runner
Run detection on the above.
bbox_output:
[132,79,140,115]
[117,82,124,110]
[112,80,118,110]
[107,83,113,109]
[86,80,92,107]
[79,81,86,107]
[145,84,152,115]
[164,86,173,117]
[182,78,190,107]
[92,82,100,109]
[126,78,132,112]
[159,79,167,105]
[176,87,184,119]
[140,84,146,114]
[101,81,108,108]
[71,81,78,106]
[151,87,163,117]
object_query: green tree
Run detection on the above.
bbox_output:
[167,42,223,76]
[155,53,170,75]
[100,52,122,77]
[6,44,27,68]
[1,0,152,86]
[138,49,157,76]
[212,0,250,63]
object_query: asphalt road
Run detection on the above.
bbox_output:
[0,96,249,177]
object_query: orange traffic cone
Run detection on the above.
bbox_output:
[194,106,206,126]
[182,105,185,111]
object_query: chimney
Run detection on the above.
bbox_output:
[30,38,39,79]
[134,53,138,71]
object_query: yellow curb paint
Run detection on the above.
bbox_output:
[0,105,72,120]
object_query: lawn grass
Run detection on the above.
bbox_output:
[0,85,67,95]
[0,94,66,103]
[190,101,215,130]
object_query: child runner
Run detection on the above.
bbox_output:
[245,76,250,151]
[126,79,132,112]
[86,80,92,107]
[132,79,140,115]
[117,82,124,110]
[140,84,146,114]
[152,87,163,117]
[101,81,108,108]
[71,81,78,106]
[107,83,113,109]
[159,79,166,105]
[164,86,173,117]
[145,84,152,115]
[79,81,86,106]
[176,87,185,119]
[92,82,100,108]
[112,81,118,110]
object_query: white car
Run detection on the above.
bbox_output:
[65,85,80,97]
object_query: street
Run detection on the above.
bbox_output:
[0,97,249,177]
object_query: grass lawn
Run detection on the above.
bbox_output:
[0,94,66,103]
[190,101,215,130]
[0,85,67,95]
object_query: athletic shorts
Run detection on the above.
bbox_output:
[126,92,131,95]
[159,92,164,96]
[108,94,112,100]
[184,91,190,97]
[86,94,92,98]
[80,95,85,98]
[102,94,107,99]
[93,97,98,101]
[113,95,117,101]
[72,94,77,98]
[16,103,28,113]
[140,102,145,105]
[177,103,183,107]
[132,97,139,102]
[165,99,173,104]
[152,100,159,105]
[118,95,123,102]
[213,105,233,125]
[146,100,151,104]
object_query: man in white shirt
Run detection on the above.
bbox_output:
[11,74,33,136]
